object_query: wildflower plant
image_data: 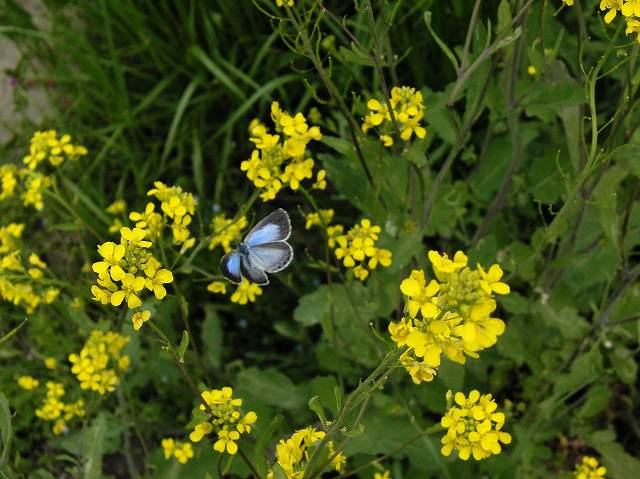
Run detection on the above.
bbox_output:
[241,102,324,201]
[361,86,427,147]
[68,330,130,394]
[574,456,608,479]
[187,386,257,455]
[389,250,508,384]
[267,426,347,479]
[440,390,512,460]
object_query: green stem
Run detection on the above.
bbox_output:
[302,346,406,479]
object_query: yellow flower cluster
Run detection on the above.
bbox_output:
[440,390,512,460]
[106,199,127,234]
[374,472,392,479]
[208,278,263,305]
[574,456,608,479]
[209,213,248,253]
[0,131,87,210]
[189,386,257,455]
[389,250,508,384]
[276,0,294,7]
[241,102,325,201]
[307,216,392,281]
[17,375,39,390]
[570,1,640,43]
[127,181,197,250]
[361,86,426,147]
[34,381,85,435]
[304,208,334,230]
[161,438,194,464]
[91,227,173,329]
[23,129,87,170]
[267,426,347,479]
[68,330,130,395]
[0,223,60,313]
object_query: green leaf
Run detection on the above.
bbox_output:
[593,163,629,247]
[337,45,375,67]
[271,463,288,479]
[308,396,328,427]
[593,440,640,479]
[497,0,512,34]
[423,12,459,72]
[253,415,283,477]
[0,392,12,466]
[201,305,223,368]
[577,383,611,419]
[236,368,306,411]
[177,330,189,362]
[83,413,107,479]
[611,346,637,385]
[343,423,365,438]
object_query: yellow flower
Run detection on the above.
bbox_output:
[621,0,640,17]
[144,267,173,300]
[110,273,145,308]
[600,0,623,23]
[626,17,640,43]
[401,352,437,384]
[305,209,334,230]
[174,442,194,464]
[312,169,327,190]
[527,65,537,75]
[276,0,294,6]
[106,199,127,215]
[563,0,574,5]
[17,375,39,390]
[120,227,152,249]
[207,281,227,294]
[231,280,263,305]
[161,438,176,459]
[400,270,440,318]
[44,357,57,370]
[132,310,151,330]
[574,456,607,479]
[440,390,511,460]
[428,250,468,276]
[214,428,240,454]
[362,86,426,146]
[374,471,392,479]
[190,421,214,442]
[237,411,258,434]
[477,264,510,295]
[92,242,126,277]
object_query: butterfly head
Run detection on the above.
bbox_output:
[237,242,251,257]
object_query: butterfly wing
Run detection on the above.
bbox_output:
[244,208,291,247]
[219,250,243,284]
[239,254,269,285]
[249,241,293,273]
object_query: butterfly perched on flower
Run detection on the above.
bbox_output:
[219,209,293,285]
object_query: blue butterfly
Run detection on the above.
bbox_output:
[219,208,293,286]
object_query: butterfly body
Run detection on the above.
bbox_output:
[219,209,293,286]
